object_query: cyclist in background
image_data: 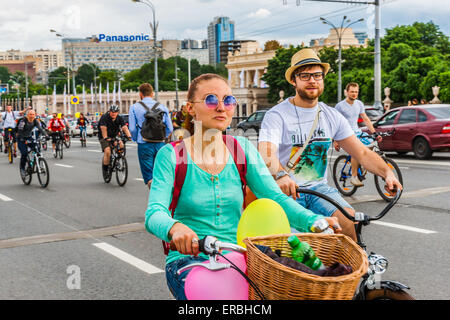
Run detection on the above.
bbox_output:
[98,105,132,176]
[47,113,65,156]
[16,109,48,176]
[334,83,382,187]
[76,113,90,141]
[0,105,29,158]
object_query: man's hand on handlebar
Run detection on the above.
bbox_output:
[276,175,299,200]
[384,170,403,196]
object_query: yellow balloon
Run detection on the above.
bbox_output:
[57,113,62,119]
[237,199,291,248]
[75,112,80,118]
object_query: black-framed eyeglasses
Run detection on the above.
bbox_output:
[295,72,324,81]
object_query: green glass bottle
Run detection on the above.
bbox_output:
[287,235,326,271]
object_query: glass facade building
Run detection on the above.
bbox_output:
[208,16,235,65]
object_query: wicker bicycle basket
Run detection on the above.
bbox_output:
[244,233,368,300]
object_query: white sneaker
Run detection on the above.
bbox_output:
[350,176,364,187]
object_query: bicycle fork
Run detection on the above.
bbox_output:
[355,252,410,299]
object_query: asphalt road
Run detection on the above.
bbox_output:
[0,135,449,300]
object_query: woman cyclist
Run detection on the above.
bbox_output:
[76,113,90,141]
[144,74,342,300]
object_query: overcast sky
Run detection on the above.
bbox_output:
[0,0,448,51]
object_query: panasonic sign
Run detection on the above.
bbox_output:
[98,34,151,42]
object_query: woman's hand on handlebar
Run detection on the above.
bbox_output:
[168,222,200,256]
[324,217,343,234]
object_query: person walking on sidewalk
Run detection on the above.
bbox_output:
[129,83,173,189]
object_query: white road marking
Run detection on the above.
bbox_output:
[394,158,450,167]
[134,178,144,181]
[93,242,164,275]
[55,164,74,168]
[87,150,102,153]
[0,193,13,201]
[371,221,437,234]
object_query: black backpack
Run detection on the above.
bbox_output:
[138,101,167,142]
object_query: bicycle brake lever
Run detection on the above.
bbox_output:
[177,255,231,275]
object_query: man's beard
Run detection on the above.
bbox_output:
[296,85,323,101]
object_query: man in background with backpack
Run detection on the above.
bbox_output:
[129,83,173,189]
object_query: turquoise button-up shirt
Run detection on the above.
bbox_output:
[145,136,324,264]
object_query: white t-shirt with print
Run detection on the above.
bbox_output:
[334,99,365,133]
[1,111,20,129]
[258,98,354,187]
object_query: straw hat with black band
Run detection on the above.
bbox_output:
[285,48,330,84]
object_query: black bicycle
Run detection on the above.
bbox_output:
[52,132,64,159]
[21,135,50,188]
[332,131,403,202]
[102,136,128,186]
[297,187,413,300]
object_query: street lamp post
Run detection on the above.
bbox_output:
[320,16,364,102]
[132,0,159,100]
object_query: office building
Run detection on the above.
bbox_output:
[62,37,181,74]
[207,16,235,65]
[219,40,259,65]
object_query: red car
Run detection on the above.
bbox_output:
[366,104,450,159]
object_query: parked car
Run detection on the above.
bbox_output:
[236,110,268,134]
[91,120,99,136]
[363,104,450,159]
[120,114,129,127]
[358,106,384,127]
[69,120,94,137]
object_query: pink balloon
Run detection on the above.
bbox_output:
[185,252,249,300]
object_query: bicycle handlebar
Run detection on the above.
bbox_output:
[296,187,402,223]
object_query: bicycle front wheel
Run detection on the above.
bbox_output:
[332,155,358,196]
[36,157,50,188]
[64,134,71,148]
[374,157,403,202]
[8,145,13,164]
[365,288,414,300]
[115,156,128,186]
[21,162,32,185]
[58,141,64,159]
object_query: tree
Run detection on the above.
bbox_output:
[76,64,101,88]
[261,45,304,103]
[0,66,10,84]
[264,40,282,51]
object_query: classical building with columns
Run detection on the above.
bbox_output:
[225,41,274,117]
[31,90,188,118]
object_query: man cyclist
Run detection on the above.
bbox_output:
[98,105,132,176]
[16,109,49,176]
[76,113,89,141]
[334,82,382,187]
[0,105,29,158]
[258,48,402,241]
[47,113,65,156]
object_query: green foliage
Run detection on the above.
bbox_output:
[0,66,11,83]
[262,45,304,103]
[263,21,449,105]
